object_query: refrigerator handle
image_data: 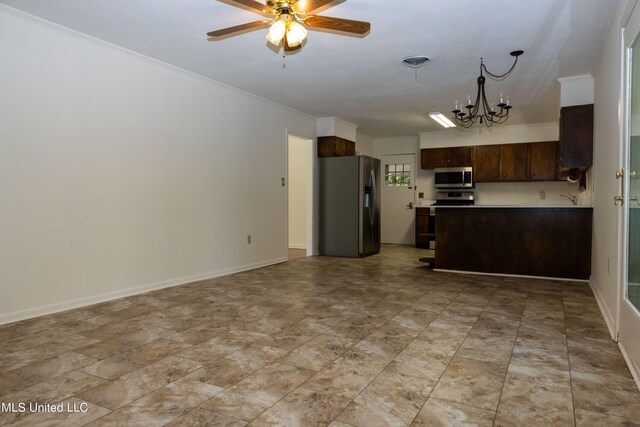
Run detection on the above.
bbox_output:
[369,170,377,225]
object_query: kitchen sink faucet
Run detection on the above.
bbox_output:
[560,194,578,205]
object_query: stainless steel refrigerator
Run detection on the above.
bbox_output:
[319,155,381,257]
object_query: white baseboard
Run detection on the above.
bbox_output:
[589,278,618,341]
[618,341,640,391]
[288,244,307,250]
[0,257,287,326]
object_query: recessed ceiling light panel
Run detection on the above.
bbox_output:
[428,112,456,128]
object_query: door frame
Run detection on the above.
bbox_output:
[379,152,417,245]
[286,131,316,258]
[618,0,640,388]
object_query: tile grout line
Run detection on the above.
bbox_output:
[234,288,421,424]
[328,282,454,425]
[561,282,579,427]
[489,279,529,426]
[406,280,499,425]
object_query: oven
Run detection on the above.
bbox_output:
[433,191,475,206]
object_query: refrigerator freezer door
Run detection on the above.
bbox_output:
[320,156,380,257]
[320,156,360,257]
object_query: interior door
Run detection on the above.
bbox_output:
[380,154,416,245]
[620,4,640,382]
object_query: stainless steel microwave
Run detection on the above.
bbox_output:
[434,167,473,189]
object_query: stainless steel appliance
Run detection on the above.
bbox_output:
[434,166,473,189]
[433,190,475,206]
[319,155,381,257]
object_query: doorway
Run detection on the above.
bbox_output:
[287,134,313,259]
[620,4,640,384]
[380,154,416,245]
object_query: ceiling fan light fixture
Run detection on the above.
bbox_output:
[286,21,308,47]
[266,19,286,46]
[209,0,370,54]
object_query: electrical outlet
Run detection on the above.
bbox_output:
[539,191,546,200]
[247,235,252,244]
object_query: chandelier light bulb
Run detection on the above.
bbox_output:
[266,19,286,46]
[286,21,308,47]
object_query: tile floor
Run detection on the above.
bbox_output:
[1,244,639,426]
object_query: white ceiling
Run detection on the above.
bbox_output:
[0,0,618,137]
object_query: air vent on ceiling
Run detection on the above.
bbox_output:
[402,56,430,68]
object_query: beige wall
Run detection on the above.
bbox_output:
[288,136,312,250]
[355,132,374,157]
[0,9,316,323]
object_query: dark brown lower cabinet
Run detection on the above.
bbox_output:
[435,207,592,280]
[415,207,432,248]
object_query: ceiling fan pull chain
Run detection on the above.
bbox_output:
[282,52,286,69]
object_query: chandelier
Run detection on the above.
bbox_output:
[452,50,524,127]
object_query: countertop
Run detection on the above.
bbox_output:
[416,200,592,208]
[430,204,592,209]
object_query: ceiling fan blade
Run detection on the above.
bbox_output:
[295,0,342,14]
[218,0,274,16]
[304,15,370,34]
[207,20,271,37]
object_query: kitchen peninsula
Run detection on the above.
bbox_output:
[435,205,592,280]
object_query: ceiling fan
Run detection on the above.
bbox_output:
[207,0,371,53]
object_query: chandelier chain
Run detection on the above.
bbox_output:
[481,55,520,81]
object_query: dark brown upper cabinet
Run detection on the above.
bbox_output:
[474,145,501,182]
[317,136,355,158]
[473,144,528,183]
[427,140,558,183]
[559,104,593,170]
[500,144,529,182]
[528,141,557,181]
[421,147,448,169]
[475,143,542,183]
[420,146,473,169]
